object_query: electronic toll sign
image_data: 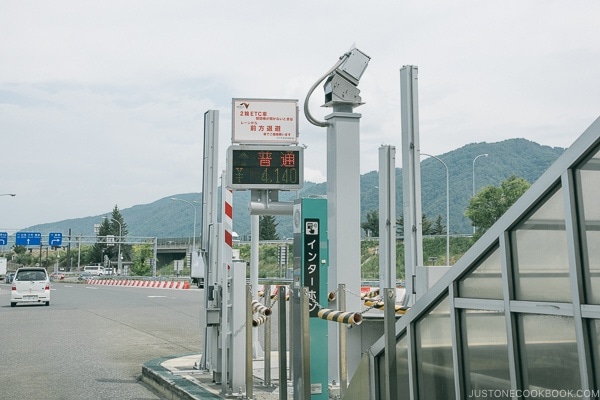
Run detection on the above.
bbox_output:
[227,145,304,190]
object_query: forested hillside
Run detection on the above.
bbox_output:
[26,138,564,238]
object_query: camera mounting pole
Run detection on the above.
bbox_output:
[304,47,370,385]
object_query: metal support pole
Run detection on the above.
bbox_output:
[264,285,272,386]
[221,261,230,396]
[384,288,398,399]
[379,145,397,292]
[117,223,122,275]
[251,215,260,299]
[401,66,423,306]
[338,284,347,397]
[326,106,362,381]
[251,215,261,359]
[301,287,311,399]
[153,237,157,277]
[278,285,288,400]
[246,284,254,399]
[288,287,293,383]
[201,110,220,371]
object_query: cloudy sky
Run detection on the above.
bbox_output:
[1,1,599,231]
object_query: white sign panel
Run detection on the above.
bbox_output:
[174,260,184,271]
[232,98,298,144]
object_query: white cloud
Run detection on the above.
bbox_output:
[1,0,599,229]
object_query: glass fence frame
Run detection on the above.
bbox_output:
[367,118,600,400]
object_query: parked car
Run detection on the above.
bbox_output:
[83,265,103,276]
[10,267,50,307]
[4,272,15,283]
[49,272,65,281]
[78,271,93,281]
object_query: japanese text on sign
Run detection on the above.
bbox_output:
[227,145,304,190]
[304,219,320,317]
[232,99,298,144]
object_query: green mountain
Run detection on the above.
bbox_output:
[25,138,564,239]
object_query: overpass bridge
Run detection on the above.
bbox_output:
[155,237,196,268]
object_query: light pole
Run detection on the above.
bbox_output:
[421,153,450,266]
[472,153,489,234]
[103,216,122,275]
[0,193,16,197]
[170,197,199,256]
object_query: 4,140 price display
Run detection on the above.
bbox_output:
[227,145,304,190]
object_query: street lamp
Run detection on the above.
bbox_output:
[421,153,450,266]
[472,153,489,234]
[170,198,199,255]
[103,216,122,275]
[0,193,16,197]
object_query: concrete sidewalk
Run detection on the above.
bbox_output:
[141,353,291,400]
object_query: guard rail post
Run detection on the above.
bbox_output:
[301,287,311,399]
[278,285,288,400]
[384,288,398,399]
[264,285,272,386]
[338,283,347,396]
[246,284,253,399]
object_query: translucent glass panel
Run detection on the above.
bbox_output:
[415,295,455,399]
[377,334,410,399]
[461,310,510,398]
[511,186,572,302]
[578,149,600,304]
[458,246,503,299]
[397,335,410,399]
[592,319,600,389]
[519,314,581,394]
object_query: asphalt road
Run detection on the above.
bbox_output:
[0,281,204,400]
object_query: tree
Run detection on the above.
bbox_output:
[361,210,379,237]
[465,174,530,237]
[259,215,280,240]
[397,213,445,236]
[90,217,111,263]
[90,205,131,266]
[431,214,445,235]
[130,243,153,276]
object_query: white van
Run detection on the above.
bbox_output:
[83,266,103,276]
[11,267,50,307]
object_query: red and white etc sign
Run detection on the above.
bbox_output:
[232,98,299,144]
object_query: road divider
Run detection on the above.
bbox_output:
[87,279,190,289]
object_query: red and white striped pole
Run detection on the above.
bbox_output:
[223,187,233,254]
[220,173,235,392]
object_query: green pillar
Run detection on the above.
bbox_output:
[292,197,328,399]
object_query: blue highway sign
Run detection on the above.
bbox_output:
[0,232,7,245]
[49,232,63,246]
[15,232,42,246]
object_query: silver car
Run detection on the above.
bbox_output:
[10,267,50,307]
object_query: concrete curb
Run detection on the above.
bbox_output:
[141,354,222,400]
